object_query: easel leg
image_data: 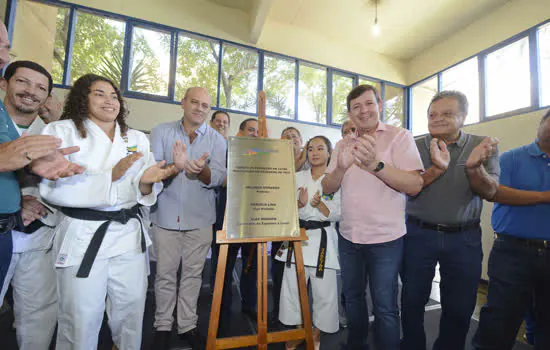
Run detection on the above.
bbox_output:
[207,243,229,350]
[257,242,268,349]
[293,242,314,350]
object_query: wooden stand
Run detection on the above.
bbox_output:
[206,229,314,350]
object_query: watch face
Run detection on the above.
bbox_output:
[375,161,385,172]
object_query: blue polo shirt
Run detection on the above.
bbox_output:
[0,100,21,214]
[492,141,550,240]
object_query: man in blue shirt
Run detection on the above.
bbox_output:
[150,87,227,350]
[473,109,550,350]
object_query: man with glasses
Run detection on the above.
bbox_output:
[401,90,500,350]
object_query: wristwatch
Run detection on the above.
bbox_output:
[373,160,385,173]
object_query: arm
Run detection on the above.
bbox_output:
[321,143,347,193]
[0,135,62,172]
[491,184,550,205]
[421,166,446,188]
[466,137,500,200]
[372,165,424,196]
[197,165,211,186]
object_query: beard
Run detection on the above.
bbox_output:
[15,103,39,115]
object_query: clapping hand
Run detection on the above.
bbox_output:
[298,187,308,208]
[430,138,450,170]
[310,190,321,208]
[466,137,499,169]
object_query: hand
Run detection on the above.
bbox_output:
[466,137,499,169]
[430,138,450,170]
[21,195,46,226]
[112,152,143,181]
[184,152,209,175]
[298,187,308,208]
[310,190,321,208]
[352,135,377,171]
[140,160,177,185]
[336,139,356,171]
[172,140,188,171]
[0,134,62,170]
[30,146,86,180]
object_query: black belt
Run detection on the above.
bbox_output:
[23,219,54,234]
[497,233,550,249]
[287,219,331,278]
[59,205,145,278]
[0,212,22,234]
[408,216,480,233]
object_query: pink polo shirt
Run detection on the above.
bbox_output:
[326,122,423,244]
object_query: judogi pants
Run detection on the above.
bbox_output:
[279,264,339,333]
[153,225,212,333]
[55,250,147,350]
[5,249,57,350]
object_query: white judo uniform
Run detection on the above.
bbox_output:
[277,170,341,333]
[40,119,162,350]
[1,116,59,350]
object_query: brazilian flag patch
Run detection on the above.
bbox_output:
[127,145,138,154]
[322,192,334,201]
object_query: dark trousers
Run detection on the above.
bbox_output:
[0,230,12,295]
[338,233,403,350]
[400,220,482,350]
[270,241,284,318]
[473,234,550,350]
[220,243,257,319]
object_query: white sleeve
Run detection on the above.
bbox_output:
[38,123,119,208]
[321,188,341,222]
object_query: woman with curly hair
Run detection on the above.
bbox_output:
[39,74,185,350]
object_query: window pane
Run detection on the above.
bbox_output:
[411,77,438,136]
[539,23,550,107]
[220,44,258,113]
[332,74,353,124]
[175,34,219,103]
[129,27,170,96]
[359,78,381,94]
[263,55,295,118]
[71,11,125,85]
[486,37,531,116]
[11,0,69,84]
[441,57,479,125]
[384,85,404,128]
[298,63,327,123]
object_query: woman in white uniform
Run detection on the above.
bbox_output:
[278,135,341,350]
[40,74,182,350]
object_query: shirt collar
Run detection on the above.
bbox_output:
[179,118,207,136]
[527,141,545,157]
[426,130,466,148]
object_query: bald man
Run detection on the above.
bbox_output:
[150,87,227,350]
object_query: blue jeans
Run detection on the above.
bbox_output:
[338,233,403,350]
[473,234,550,350]
[0,230,12,299]
[401,220,482,350]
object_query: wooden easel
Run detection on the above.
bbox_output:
[206,91,314,350]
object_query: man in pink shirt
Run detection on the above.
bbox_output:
[322,84,424,350]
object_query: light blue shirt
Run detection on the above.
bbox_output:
[150,119,227,230]
[0,100,21,214]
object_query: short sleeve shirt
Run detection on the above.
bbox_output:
[326,122,424,244]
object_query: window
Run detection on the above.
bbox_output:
[11,0,69,84]
[332,73,354,124]
[263,55,295,118]
[71,11,126,85]
[384,85,405,128]
[175,33,219,102]
[411,77,438,136]
[359,78,381,94]
[539,23,550,107]
[486,37,531,116]
[441,57,480,125]
[129,27,170,96]
[220,44,259,113]
[298,63,327,123]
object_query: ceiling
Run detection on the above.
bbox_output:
[206,0,511,61]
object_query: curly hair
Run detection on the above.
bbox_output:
[61,74,128,138]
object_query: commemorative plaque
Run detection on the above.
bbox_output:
[226,137,299,239]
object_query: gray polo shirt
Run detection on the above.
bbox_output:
[406,131,500,225]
